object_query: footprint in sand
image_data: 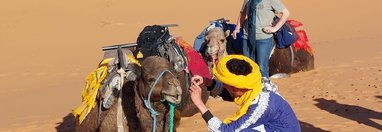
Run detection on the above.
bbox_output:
[100,19,126,27]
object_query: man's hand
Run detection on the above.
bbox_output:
[191,75,214,87]
[189,82,208,114]
[189,82,203,105]
[191,75,204,86]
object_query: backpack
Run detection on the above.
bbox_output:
[136,25,186,73]
[136,25,170,57]
[273,17,299,49]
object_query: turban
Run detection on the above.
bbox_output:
[212,55,262,124]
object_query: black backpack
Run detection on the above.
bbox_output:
[136,25,170,58]
[136,25,186,73]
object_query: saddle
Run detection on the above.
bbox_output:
[136,24,212,89]
[136,25,187,73]
[73,48,141,124]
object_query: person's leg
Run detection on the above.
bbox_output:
[242,39,256,61]
[255,37,273,78]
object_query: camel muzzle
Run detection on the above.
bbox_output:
[162,85,182,105]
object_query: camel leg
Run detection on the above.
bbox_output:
[292,49,315,73]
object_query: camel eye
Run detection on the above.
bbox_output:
[220,39,225,43]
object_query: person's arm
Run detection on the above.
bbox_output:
[263,0,290,33]
[191,75,219,91]
[189,82,209,115]
[191,75,232,100]
[204,93,271,131]
[274,9,290,30]
[232,0,249,39]
[234,11,246,32]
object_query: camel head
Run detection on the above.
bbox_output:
[204,27,229,71]
[140,56,182,105]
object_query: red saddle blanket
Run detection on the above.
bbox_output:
[288,20,314,56]
[176,37,212,80]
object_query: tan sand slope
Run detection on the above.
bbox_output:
[0,0,381,131]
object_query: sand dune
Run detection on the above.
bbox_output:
[0,0,381,131]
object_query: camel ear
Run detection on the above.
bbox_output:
[225,30,230,38]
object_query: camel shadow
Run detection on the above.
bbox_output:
[314,98,382,130]
[299,121,330,132]
[55,113,76,132]
[55,113,332,132]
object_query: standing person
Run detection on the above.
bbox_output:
[189,55,300,131]
[232,0,290,81]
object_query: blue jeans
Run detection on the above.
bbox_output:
[242,37,273,78]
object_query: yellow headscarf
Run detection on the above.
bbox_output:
[212,55,262,124]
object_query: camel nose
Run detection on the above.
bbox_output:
[168,79,182,95]
[163,78,182,104]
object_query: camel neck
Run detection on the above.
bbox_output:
[135,81,170,132]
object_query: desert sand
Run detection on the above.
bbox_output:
[0,0,381,131]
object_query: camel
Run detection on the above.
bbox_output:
[198,20,314,78]
[135,25,210,117]
[76,55,183,132]
[74,24,211,131]
[200,28,228,75]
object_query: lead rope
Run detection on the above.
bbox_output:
[168,103,175,132]
[289,46,295,66]
[141,69,175,132]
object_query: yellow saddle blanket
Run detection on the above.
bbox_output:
[72,53,140,124]
[72,58,113,124]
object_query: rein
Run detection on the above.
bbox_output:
[140,69,176,132]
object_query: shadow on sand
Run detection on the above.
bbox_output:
[314,98,382,130]
[299,121,330,132]
[55,113,332,132]
[56,101,382,132]
[55,113,76,132]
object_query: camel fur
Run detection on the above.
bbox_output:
[202,26,314,77]
[76,56,182,132]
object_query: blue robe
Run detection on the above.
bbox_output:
[203,81,301,132]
